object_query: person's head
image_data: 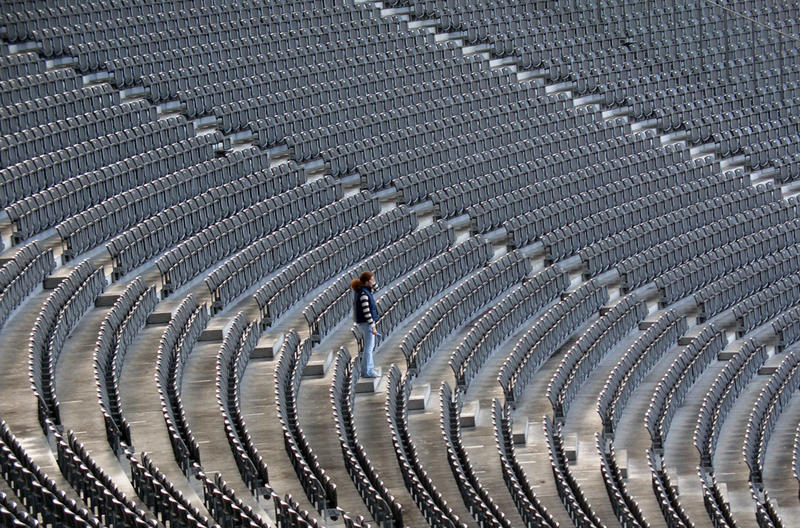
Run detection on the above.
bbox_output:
[350,271,375,290]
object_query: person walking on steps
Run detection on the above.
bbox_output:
[352,271,379,378]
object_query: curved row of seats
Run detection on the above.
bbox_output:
[153,175,340,294]
[440,382,510,528]
[216,313,270,498]
[645,326,728,449]
[744,350,800,483]
[0,242,54,327]
[506,163,738,248]
[596,434,647,528]
[303,221,455,342]
[1,0,331,42]
[332,348,403,527]
[155,295,209,475]
[548,295,647,419]
[60,147,275,261]
[698,375,763,526]
[3,0,800,526]
[94,278,158,454]
[145,42,462,111]
[1,419,100,527]
[499,279,608,406]
[203,190,377,311]
[694,340,766,502]
[215,55,488,134]
[126,450,211,528]
[450,266,565,389]
[29,261,106,432]
[426,130,666,218]
[7,121,211,242]
[544,415,605,528]
[254,206,416,322]
[356,227,479,346]
[598,310,687,436]
[275,331,337,516]
[401,251,529,371]
[53,427,156,527]
[491,400,559,527]
[71,17,402,73]
[386,366,465,528]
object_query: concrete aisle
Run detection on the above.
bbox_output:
[119,321,211,518]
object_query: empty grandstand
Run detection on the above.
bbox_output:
[1,0,800,527]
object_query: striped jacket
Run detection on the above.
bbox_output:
[353,286,378,324]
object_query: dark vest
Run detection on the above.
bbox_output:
[353,286,378,323]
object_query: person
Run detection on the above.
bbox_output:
[351,271,379,378]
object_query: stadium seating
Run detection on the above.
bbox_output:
[3,0,800,526]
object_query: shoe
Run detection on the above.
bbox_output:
[362,371,379,378]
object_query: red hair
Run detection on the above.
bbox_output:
[350,271,373,291]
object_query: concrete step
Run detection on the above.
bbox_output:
[95,293,121,307]
[616,448,628,479]
[512,417,528,445]
[564,433,578,463]
[355,367,382,394]
[199,317,237,343]
[250,334,284,359]
[459,399,480,428]
[303,349,334,378]
[252,334,282,360]
[147,301,185,325]
[408,383,431,412]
